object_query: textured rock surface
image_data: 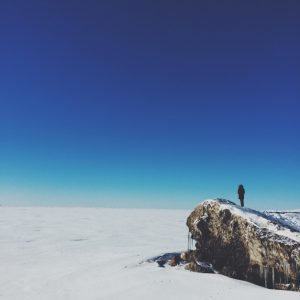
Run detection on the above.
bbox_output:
[186,199,300,291]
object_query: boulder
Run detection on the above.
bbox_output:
[186,199,300,291]
[148,252,182,268]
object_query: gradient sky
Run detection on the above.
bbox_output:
[0,1,299,210]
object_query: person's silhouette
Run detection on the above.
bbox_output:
[238,184,245,207]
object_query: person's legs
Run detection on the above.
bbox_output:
[240,198,244,207]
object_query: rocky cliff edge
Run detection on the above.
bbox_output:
[186,199,300,290]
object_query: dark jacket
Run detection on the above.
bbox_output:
[238,185,245,200]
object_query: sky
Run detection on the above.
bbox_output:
[0,1,299,210]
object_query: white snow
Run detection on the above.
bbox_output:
[202,199,300,244]
[265,211,300,233]
[0,206,299,300]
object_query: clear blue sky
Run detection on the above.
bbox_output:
[0,1,299,210]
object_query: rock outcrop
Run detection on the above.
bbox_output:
[186,199,300,291]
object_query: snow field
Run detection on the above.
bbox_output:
[0,207,299,300]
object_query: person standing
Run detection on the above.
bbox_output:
[238,184,245,207]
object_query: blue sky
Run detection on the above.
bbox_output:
[0,1,299,209]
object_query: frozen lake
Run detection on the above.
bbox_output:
[0,207,299,299]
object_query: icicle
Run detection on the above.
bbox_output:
[279,272,281,285]
[272,267,275,288]
[296,261,300,287]
[264,266,268,288]
[279,267,282,285]
[259,265,264,281]
[187,231,191,251]
[283,262,289,284]
[296,261,300,288]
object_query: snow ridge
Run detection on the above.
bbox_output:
[201,199,300,244]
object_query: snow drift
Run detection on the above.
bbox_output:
[186,199,300,291]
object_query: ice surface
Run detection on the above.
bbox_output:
[0,206,299,300]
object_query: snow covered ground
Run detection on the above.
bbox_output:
[265,211,300,233]
[0,206,299,300]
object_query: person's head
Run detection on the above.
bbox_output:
[239,184,244,189]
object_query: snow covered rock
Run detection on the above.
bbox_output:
[186,199,300,291]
